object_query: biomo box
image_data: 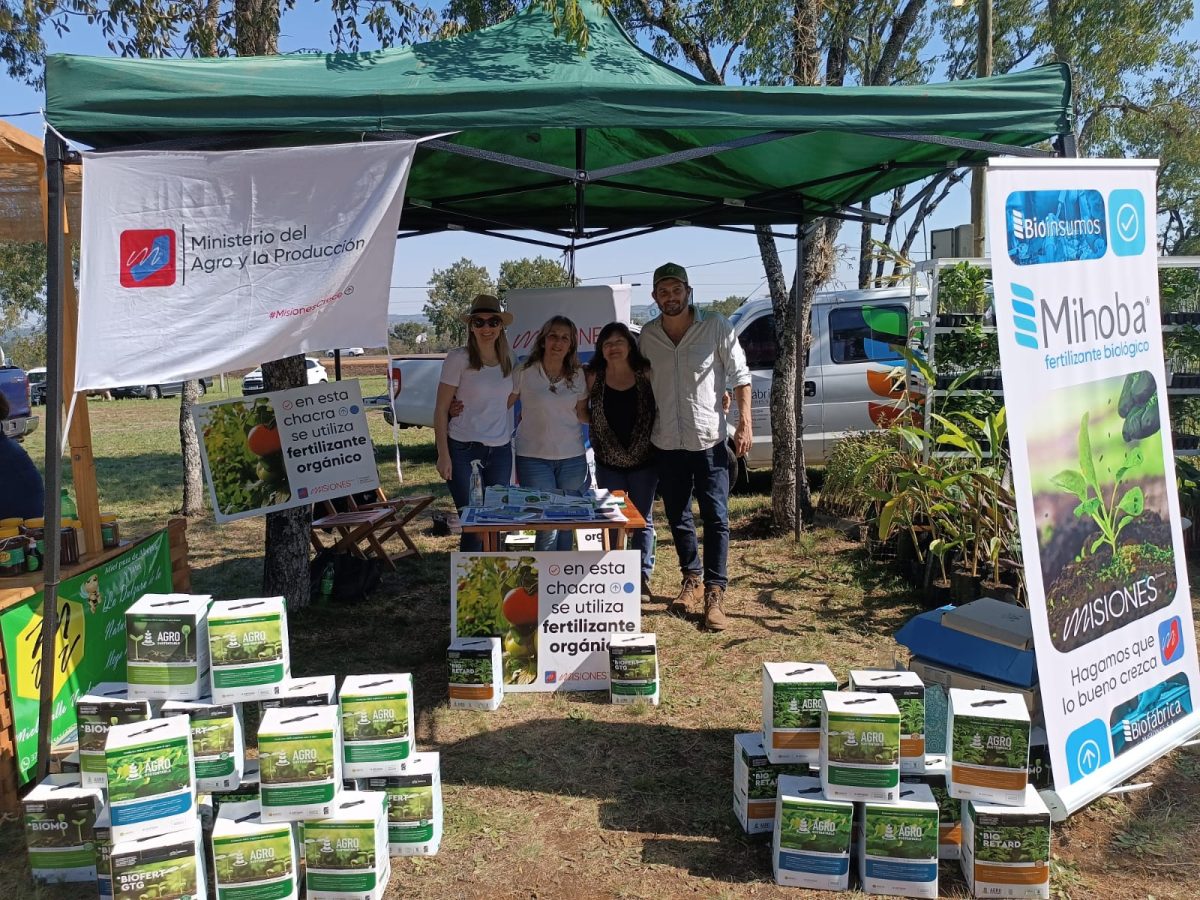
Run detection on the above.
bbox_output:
[609,633,660,705]
[22,774,103,883]
[820,690,901,803]
[303,791,391,900]
[947,688,1031,806]
[258,705,341,822]
[104,717,196,842]
[849,669,926,774]
[212,800,300,900]
[76,683,152,789]
[110,818,207,900]
[902,755,961,860]
[339,674,415,778]
[762,662,838,764]
[447,637,504,711]
[771,774,853,890]
[125,593,212,701]
[732,732,810,834]
[207,597,291,703]
[364,752,443,856]
[162,695,245,792]
[856,782,940,899]
[961,786,1051,899]
[94,804,113,900]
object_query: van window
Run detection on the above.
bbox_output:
[828,305,907,365]
[738,314,777,369]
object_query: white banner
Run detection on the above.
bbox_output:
[988,159,1200,818]
[506,285,633,365]
[194,380,379,523]
[77,141,417,390]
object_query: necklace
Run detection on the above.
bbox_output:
[544,365,564,394]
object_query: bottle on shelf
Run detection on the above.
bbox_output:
[60,487,77,519]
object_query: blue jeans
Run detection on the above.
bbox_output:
[446,438,513,552]
[595,462,657,587]
[516,454,590,551]
[655,442,730,588]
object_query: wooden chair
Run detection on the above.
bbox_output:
[313,489,435,567]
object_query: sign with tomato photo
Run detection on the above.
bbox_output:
[194,380,379,522]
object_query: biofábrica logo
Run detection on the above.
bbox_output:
[120,229,176,288]
[1109,674,1192,756]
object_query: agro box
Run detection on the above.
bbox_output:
[303,790,391,900]
[22,773,103,883]
[76,683,152,790]
[212,758,262,817]
[162,695,245,792]
[820,690,900,803]
[212,800,300,900]
[856,782,939,899]
[94,804,113,900]
[364,751,443,856]
[104,717,196,842]
[849,669,926,774]
[961,785,1051,899]
[732,732,810,834]
[609,633,659,706]
[207,597,291,703]
[339,674,414,778]
[902,755,961,860]
[447,637,504,711]
[261,675,337,710]
[947,688,1031,806]
[258,705,342,823]
[125,593,212,701]
[110,818,207,900]
[771,774,853,891]
[762,662,838,765]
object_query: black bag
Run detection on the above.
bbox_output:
[310,549,382,604]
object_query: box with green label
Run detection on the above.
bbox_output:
[364,751,443,856]
[856,782,940,899]
[162,695,245,792]
[207,597,290,704]
[762,662,837,765]
[447,637,504,711]
[110,817,207,900]
[849,669,926,774]
[820,690,900,803]
[902,755,961,860]
[961,785,1051,899]
[105,716,196,842]
[212,758,261,818]
[261,675,336,710]
[94,804,113,900]
[212,799,300,900]
[22,773,103,884]
[947,688,1031,806]
[733,732,811,834]
[771,774,853,890]
[125,593,212,701]
[258,705,342,823]
[339,674,414,778]
[76,683,152,790]
[303,790,391,900]
[609,633,659,706]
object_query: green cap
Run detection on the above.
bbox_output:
[653,262,688,287]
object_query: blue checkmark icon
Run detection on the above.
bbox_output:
[1108,189,1145,256]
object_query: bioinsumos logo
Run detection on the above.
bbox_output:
[1005,189,1106,266]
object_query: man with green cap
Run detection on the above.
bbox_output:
[639,262,751,631]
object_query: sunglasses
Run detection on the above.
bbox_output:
[471,316,503,328]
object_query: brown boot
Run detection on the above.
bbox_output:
[703,585,730,632]
[668,573,703,615]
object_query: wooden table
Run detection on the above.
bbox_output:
[459,492,646,552]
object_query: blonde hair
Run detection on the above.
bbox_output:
[467,325,514,375]
[523,316,581,385]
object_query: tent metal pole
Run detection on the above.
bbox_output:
[794,219,806,542]
[334,349,342,381]
[575,128,587,238]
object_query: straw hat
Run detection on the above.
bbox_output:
[460,294,514,326]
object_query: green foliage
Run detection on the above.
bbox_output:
[0,242,49,345]
[424,257,496,345]
[705,295,745,318]
[497,255,574,295]
[937,261,988,315]
[821,429,903,520]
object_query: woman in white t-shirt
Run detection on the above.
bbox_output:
[435,294,517,550]
[512,315,590,551]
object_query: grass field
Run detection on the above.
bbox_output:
[5,379,1200,899]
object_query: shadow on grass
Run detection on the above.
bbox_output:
[92,451,190,509]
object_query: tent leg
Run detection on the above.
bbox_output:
[793,223,806,542]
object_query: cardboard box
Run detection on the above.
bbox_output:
[902,755,961,860]
[849,669,926,774]
[909,657,1041,721]
[820,690,900,803]
[961,786,1051,899]
[364,752,443,856]
[947,688,1031,806]
[447,637,504,711]
[125,593,212,701]
[609,633,659,706]
[339,674,415,778]
[212,758,261,817]
[732,732,810,834]
[941,598,1033,650]
[207,597,291,703]
[105,717,196,842]
[212,800,300,900]
[94,804,113,900]
[762,662,837,765]
[76,683,152,790]
[162,695,245,792]
[303,790,391,900]
[261,675,337,710]
[22,773,103,884]
[771,774,853,890]
[110,819,207,900]
[258,705,342,823]
[895,608,1036,686]
[857,782,939,898]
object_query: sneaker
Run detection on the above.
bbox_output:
[668,573,703,615]
[703,585,730,632]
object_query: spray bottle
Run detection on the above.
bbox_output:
[469,459,485,508]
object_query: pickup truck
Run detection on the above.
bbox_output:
[0,349,39,441]
[377,355,444,428]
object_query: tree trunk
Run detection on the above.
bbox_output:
[179,379,205,516]
[857,197,873,289]
[262,355,311,610]
[757,227,796,532]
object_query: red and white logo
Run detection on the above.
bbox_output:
[120,229,176,288]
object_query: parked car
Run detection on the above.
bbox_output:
[326,347,366,357]
[0,349,38,440]
[112,377,214,400]
[242,357,329,395]
[27,366,46,406]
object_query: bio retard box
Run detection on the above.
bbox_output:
[207,596,291,703]
[22,773,103,884]
[762,662,838,765]
[104,716,196,842]
[820,690,901,803]
[257,705,342,823]
[110,818,207,900]
[902,755,962,860]
[732,732,810,834]
[364,751,443,856]
[771,774,853,891]
[856,782,940,899]
[849,669,926,774]
[125,593,212,701]
[303,790,391,900]
[339,673,415,778]
[609,633,660,705]
[961,785,1051,899]
[76,682,152,789]
[162,695,245,792]
[947,688,1031,806]
[212,800,300,900]
[447,637,504,711]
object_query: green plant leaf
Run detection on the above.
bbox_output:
[879,498,899,540]
[1078,412,1097,490]
[1052,470,1088,500]
[1090,535,1107,554]
[1118,487,1144,517]
[1076,497,1102,518]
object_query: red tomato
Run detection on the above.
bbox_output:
[503,587,538,627]
[247,424,282,457]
